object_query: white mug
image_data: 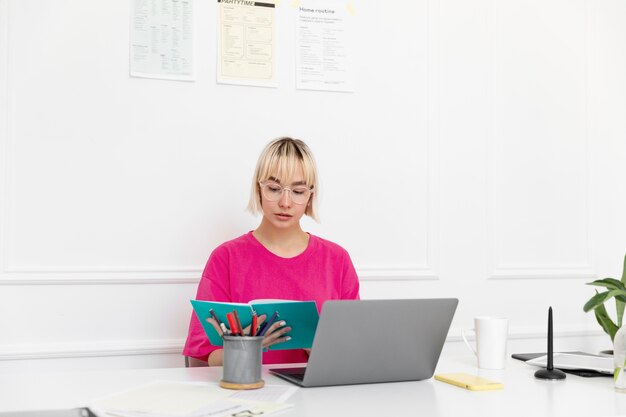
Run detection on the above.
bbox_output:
[461,316,508,370]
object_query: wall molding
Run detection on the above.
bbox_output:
[358,266,439,281]
[0,327,604,361]
[1,267,202,285]
[489,265,597,281]
[447,326,604,343]
[0,0,440,286]
[0,339,185,361]
[485,0,596,281]
[0,265,438,285]
[0,0,442,287]
[0,0,9,288]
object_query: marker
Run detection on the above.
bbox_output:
[233,310,244,336]
[226,312,239,336]
[251,311,259,336]
[258,311,280,336]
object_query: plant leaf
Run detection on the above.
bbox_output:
[584,290,624,312]
[594,304,612,334]
[584,289,626,312]
[584,291,610,312]
[586,253,626,340]
[587,278,626,292]
[595,303,619,342]
[607,288,626,299]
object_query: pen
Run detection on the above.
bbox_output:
[226,312,239,336]
[251,311,258,336]
[233,310,244,336]
[208,309,226,338]
[258,310,280,337]
[210,309,227,338]
[209,309,224,327]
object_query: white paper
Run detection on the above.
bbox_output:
[228,384,298,403]
[296,2,354,92]
[217,0,276,87]
[131,0,195,81]
[89,380,293,417]
[90,381,230,416]
[97,400,290,417]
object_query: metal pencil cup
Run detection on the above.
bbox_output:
[219,335,265,390]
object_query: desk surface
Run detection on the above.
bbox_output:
[2,355,626,417]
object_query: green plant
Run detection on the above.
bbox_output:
[583,253,626,342]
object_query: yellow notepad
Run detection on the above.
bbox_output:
[435,373,504,391]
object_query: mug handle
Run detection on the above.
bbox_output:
[461,328,477,356]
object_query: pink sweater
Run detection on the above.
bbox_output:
[183,232,360,364]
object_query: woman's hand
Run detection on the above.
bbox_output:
[255,314,292,349]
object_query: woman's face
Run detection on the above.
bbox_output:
[259,168,311,230]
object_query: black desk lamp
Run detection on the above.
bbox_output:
[535,306,566,380]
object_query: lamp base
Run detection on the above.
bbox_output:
[534,368,566,380]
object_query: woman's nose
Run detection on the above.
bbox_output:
[278,189,293,207]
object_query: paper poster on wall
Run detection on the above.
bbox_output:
[130,0,195,81]
[217,0,276,87]
[296,2,354,92]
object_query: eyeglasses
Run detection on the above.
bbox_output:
[259,181,313,205]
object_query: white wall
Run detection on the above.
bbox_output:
[1,0,625,372]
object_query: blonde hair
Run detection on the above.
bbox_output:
[247,137,319,221]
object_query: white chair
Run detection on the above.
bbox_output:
[184,356,209,367]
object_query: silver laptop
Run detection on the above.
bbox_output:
[269,298,458,387]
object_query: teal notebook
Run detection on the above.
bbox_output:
[190,299,319,350]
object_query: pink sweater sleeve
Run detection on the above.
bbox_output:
[182,246,230,361]
[341,250,360,300]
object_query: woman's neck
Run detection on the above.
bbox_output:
[253,221,310,258]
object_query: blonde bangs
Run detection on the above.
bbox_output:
[259,148,315,187]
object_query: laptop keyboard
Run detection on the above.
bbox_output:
[271,367,306,381]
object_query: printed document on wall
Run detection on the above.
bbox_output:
[296,2,354,92]
[217,0,276,87]
[130,0,195,81]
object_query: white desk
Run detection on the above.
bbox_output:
[2,355,626,417]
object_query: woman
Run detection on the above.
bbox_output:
[183,137,360,365]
